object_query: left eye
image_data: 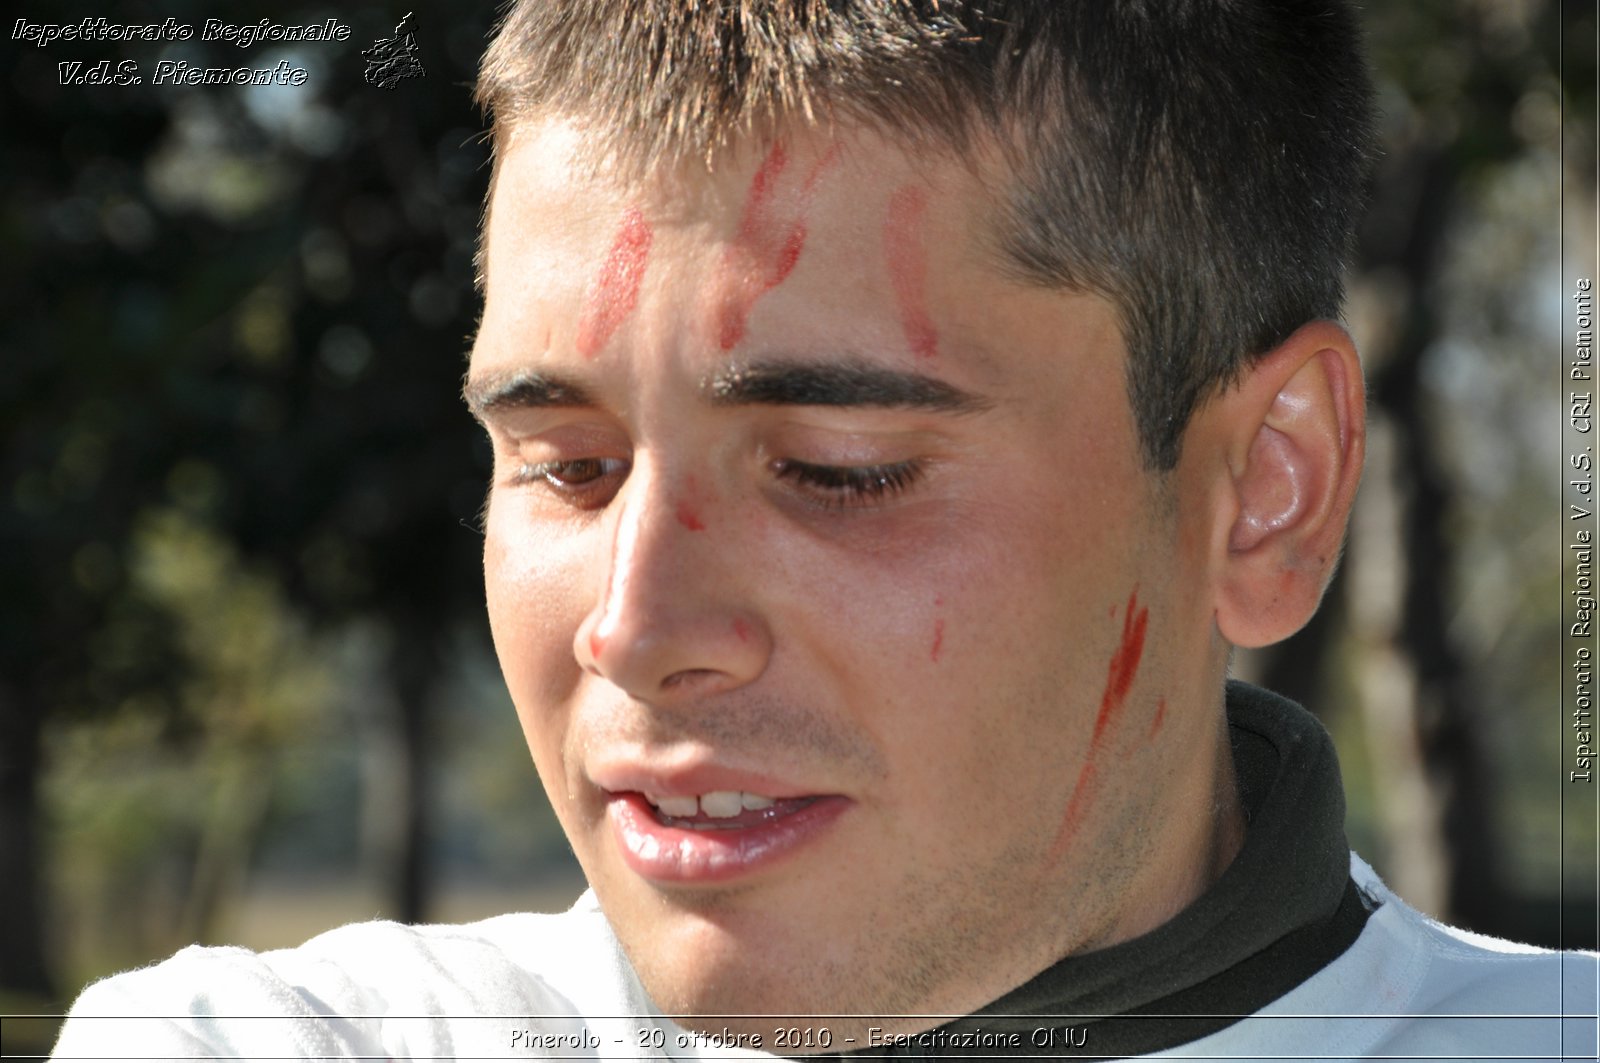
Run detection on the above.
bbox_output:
[771,458,923,508]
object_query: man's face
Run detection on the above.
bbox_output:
[469,121,1216,1029]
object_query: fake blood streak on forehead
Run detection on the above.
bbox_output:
[883,184,938,359]
[575,207,653,359]
[715,142,838,351]
[1049,588,1151,860]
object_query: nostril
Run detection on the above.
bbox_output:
[661,668,720,691]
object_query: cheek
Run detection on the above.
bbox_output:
[483,518,597,823]
[779,499,1064,737]
[483,505,589,718]
[854,492,1142,785]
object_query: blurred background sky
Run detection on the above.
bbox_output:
[1,0,1596,1054]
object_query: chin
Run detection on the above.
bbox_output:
[620,905,961,1052]
[612,894,871,1030]
[638,941,824,1031]
[653,976,898,1052]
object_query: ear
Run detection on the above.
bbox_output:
[1196,321,1366,649]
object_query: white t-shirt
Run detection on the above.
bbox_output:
[51,855,1599,1062]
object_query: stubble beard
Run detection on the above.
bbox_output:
[613,827,1088,1047]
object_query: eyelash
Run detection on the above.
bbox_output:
[771,458,924,509]
[509,457,926,511]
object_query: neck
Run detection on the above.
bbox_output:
[1099,698,1248,948]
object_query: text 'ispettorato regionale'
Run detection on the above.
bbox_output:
[14,17,352,86]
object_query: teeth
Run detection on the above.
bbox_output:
[643,791,780,818]
[652,794,700,817]
[698,791,744,818]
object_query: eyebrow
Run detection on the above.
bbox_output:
[704,360,993,414]
[462,370,596,420]
[463,359,994,420]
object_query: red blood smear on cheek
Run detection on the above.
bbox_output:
[1093,590,1150,743]
[575,207,653,359]
[883,184,938,359]
[1053,760,1098,858]
[1148,697,1167,739]
[930,619,945,663]
[1049,588,1151,859]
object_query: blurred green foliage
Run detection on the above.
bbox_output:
[1,1,552,1020]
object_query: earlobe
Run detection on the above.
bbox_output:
[1207,322,1366,649]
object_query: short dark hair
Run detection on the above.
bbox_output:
[475,1,1376,470]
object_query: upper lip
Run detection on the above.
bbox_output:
[588,753,833,801]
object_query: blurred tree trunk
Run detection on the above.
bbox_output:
[360,626,433,925]
[1350,142,1508,927]
[393,625,433,924]
[1347,414,1451,913]
[0,683,54,999]
[178,747,276,945]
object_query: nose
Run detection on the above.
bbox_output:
[575,463,771,701]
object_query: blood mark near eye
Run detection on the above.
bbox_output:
[675,501,706,532]
[575,206,653,359]
[589,541,623,662]
[1049,588,1151,860]
[883,183,938,359]
[714,142,838,350]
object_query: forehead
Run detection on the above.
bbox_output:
[471,116,1134,445]
[480,117,1007,284]
[482,120,1021,365]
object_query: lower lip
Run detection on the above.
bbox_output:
[607,792,849,884]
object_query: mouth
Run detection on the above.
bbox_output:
[644,789,812,825]
[606,789,849,884]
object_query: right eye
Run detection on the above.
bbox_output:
[510,458,630,508]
